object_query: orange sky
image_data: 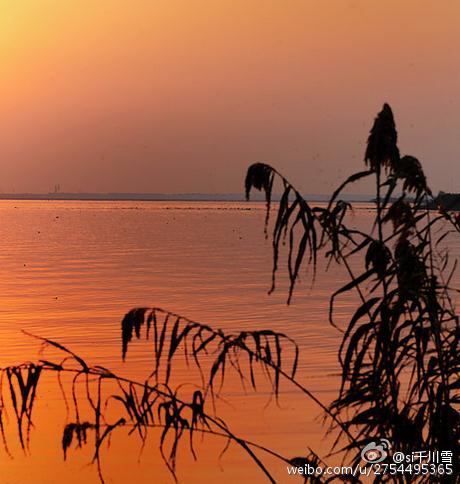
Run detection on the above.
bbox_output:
[0,1,459,194]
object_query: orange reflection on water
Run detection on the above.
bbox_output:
[0,200,368,482]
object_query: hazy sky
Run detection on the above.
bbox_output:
[1,1,459,194]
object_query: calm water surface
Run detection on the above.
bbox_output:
[0,200,456,483]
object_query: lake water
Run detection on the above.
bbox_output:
[0,200,456,483]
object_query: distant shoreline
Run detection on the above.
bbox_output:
[0,193,374,203]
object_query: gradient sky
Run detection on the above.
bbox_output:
[1,1,459,194]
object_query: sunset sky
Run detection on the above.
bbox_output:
[0,1,459,195]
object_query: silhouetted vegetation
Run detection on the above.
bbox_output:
[0,104,459,482]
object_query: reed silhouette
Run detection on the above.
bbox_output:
[0,104,459,483]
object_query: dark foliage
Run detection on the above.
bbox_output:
[245,103,460,482]
[121,307,299,399]
[0,318,308,483]
[364,103,400,173]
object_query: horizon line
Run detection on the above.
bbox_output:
[0,192,377,202]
